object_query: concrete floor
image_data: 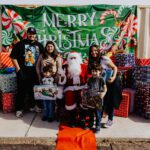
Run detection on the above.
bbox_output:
[0,112,150,138]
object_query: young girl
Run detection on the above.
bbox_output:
[82,64,107,133]
[41,65,56,122]
[88,45,122,128]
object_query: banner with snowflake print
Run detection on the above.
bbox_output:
[1,5,137,58]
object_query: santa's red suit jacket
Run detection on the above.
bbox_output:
[63,64,89,92]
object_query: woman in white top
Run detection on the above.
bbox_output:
[88,44,122,128]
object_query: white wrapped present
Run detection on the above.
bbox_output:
[34,85,57,100]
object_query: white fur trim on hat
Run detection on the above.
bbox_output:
[67,52,82,64]
[65,103,77,110]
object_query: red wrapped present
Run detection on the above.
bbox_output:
[0,92,15,113]
[123,88,135,113]
[135,58,150,66]
[114,91,130,118]
[0,52,14,68]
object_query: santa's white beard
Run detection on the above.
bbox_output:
[68,59,81,85]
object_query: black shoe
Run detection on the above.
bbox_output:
[95,126,100,133]
[48,117,54,122]
[42,116,47,121]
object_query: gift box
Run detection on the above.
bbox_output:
[0,91,15,113]
[81,89,103,110]
[114,91,130,118]
[134,81,150,119]
[123,88,135,113]
[135,58,150,66]
[114,53,135,67]
[0,72,17,92]
[0,52,14,68]
[34,85,57,100]
[132,66,150,84]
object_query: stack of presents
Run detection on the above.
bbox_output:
[0,51,150,120]
[0,52,17,113]
[114,53,150,119]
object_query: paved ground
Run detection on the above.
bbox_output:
[0,111,150,138]
[0,113,150,149]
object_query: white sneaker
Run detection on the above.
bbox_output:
[30,106,42,113]
[103,120,113,128]
[16,110,23,118]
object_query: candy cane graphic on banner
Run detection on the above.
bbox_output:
[100,9,119,25]
[2,8,32,39]
[2,9,24,34]
[115,14,137,52]
[116,14,137,52]
[122,14,137,37]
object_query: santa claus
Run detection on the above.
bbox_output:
[63,51,88,126]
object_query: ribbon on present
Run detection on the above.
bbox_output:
[0,52,14,68]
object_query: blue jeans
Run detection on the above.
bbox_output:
[43,100,55,118]
[96,110,102,127]
[88,109,102,128]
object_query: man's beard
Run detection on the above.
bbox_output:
[68,59,81,84]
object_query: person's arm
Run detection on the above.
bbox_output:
[36,54,42,83]
[10,42,20,72]
[99,79,107,99]
[100,84,107,99]
[107,61,117,83]
[12,59,20,72]
[56,54,63,68]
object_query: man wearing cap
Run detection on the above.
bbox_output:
[10,27,44,118]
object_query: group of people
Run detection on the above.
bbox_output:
[10,27,122,133]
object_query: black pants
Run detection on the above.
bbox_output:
[15,68,39,111]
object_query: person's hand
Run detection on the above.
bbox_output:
[17,69,26,81]
[98,92,105,99]
[107,76,115,83]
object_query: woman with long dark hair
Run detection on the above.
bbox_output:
[36,41,61,83]
[88,44,122,128]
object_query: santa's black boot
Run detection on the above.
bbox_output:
[68,109,77,127]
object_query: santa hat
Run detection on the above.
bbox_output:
[67,51,82,64]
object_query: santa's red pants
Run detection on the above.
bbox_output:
[64,90,82,110]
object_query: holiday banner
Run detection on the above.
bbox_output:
[1,5,137,59]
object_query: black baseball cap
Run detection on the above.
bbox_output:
[27,27,36,34]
